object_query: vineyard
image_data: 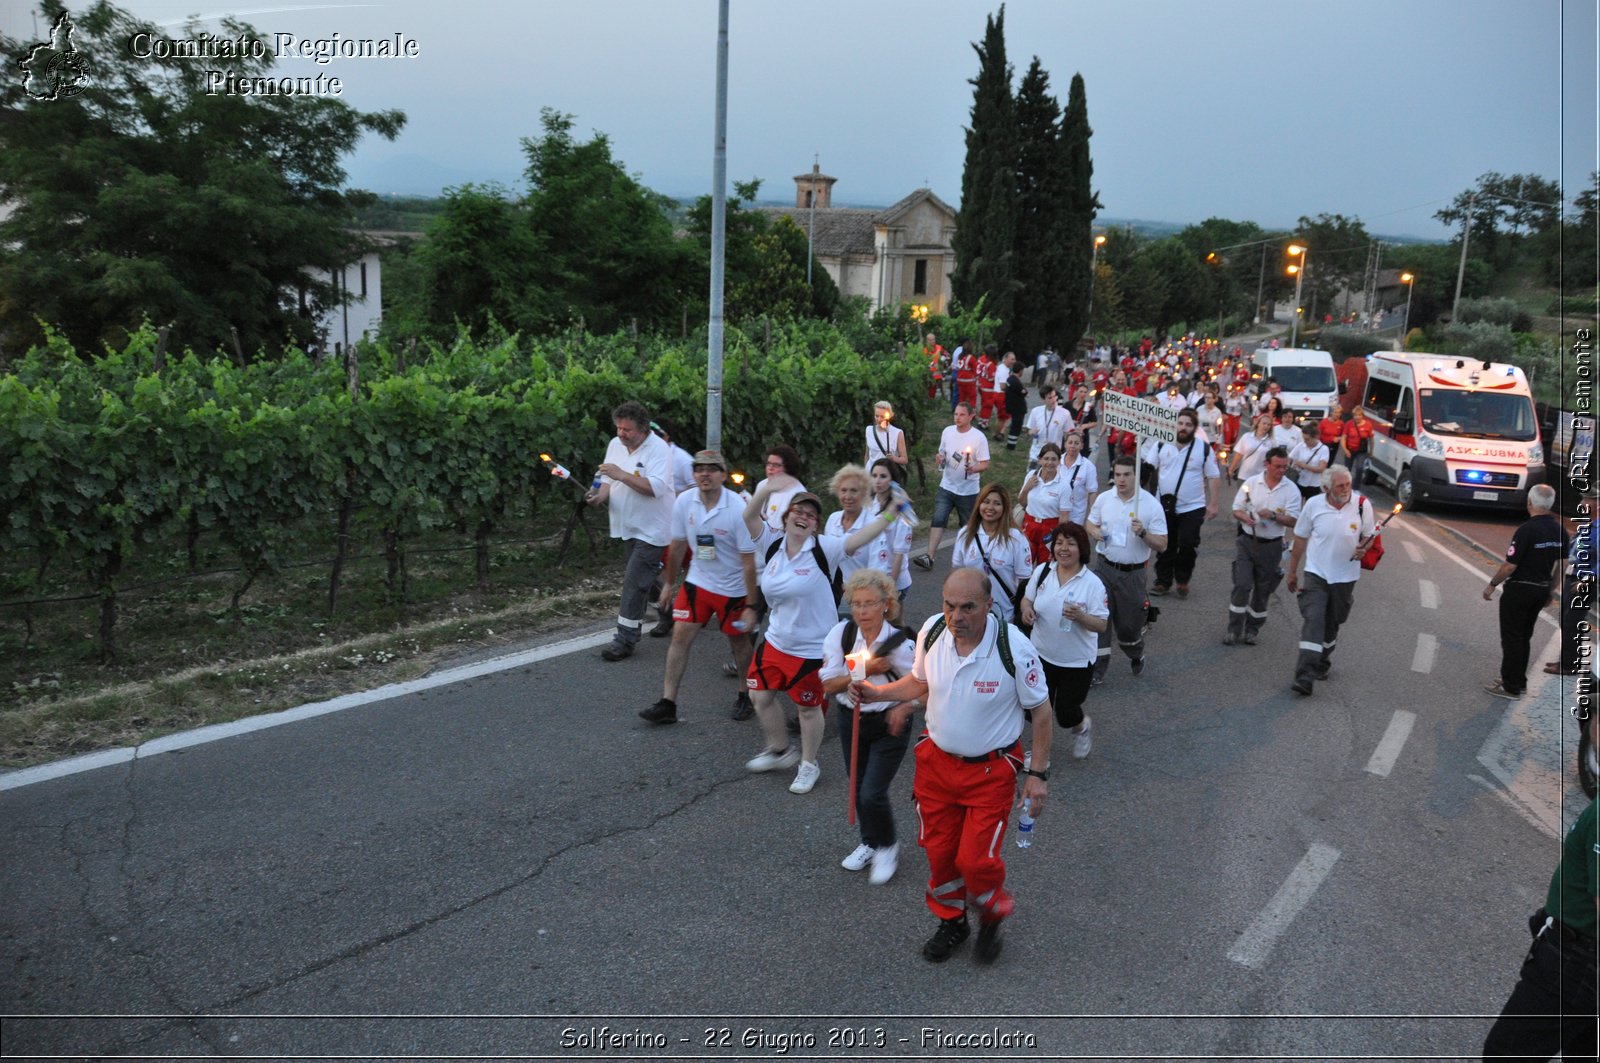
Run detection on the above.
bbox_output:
[0,320,933,678]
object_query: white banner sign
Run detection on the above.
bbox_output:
[1100,390,1179,444]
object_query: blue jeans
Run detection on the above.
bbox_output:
[837,707,910,849]
[931,487,976,530]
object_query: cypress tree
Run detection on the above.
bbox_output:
[952,7,1017,339]
[1058,72,1098,346]
[1011,58,1070,358]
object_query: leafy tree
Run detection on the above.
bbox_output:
[0,0,404,358]
[1547,170,1599,291]
[684,179,836,323]
[520,109,690,333]
[1141,237,1209,337]
[407,184,546,339]
[1178,218,1277,326]
[952,7,1017,341]
[1389,242,1491,331]
[1291,213,1372,326]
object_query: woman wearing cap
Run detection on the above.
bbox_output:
[950,482,1032,624]
[741,479,906,796]
[864,401,908,477]
[818,568,920,885]
[1020,522,1111,760]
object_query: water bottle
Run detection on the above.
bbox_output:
[589,472,603,494]
[1016,799,1034,849]
[896,499,918,527]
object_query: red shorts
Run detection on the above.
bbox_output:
[672,583,749,637]
[1021,515,1058,565]
[958,380,979,409]
[746,641,826,708]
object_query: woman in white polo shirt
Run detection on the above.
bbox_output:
[864,401,909,478]
[740,483,904,797]
[1020,523,1110,759]
[1017,442,1066,564]
[951,483,1032,624]
[868,458,914,605]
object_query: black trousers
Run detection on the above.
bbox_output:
[1040,659,1093,729]
[1499,581,1552,695]
[1154,506,1205,587]
[1482,915,1598,1062]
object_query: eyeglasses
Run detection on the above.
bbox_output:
[765,460,784,469]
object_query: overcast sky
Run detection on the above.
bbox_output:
[8,0,1597,241]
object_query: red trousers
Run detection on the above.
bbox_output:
[958,380,979,410]
[980,390,1003,424]
[1222,413,1241,446]
[1022,515,1057,565]
[913,737,1022,924]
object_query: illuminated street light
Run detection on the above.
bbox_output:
[1287,243,1308,346]
[1086,233,1107,341]
[1400,272,1415,347]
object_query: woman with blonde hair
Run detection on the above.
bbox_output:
[819,567,920,885]
[864,401,909,478]
[951,482,1033,623]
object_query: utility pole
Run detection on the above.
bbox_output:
[705,0,729,452]
[1451,194,1474,322]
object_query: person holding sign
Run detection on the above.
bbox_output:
[1140,408,1221,598]
[1085,454,1169,682]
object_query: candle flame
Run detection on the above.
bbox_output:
[539,453,552,462]
[730,471,745,485]
[1393,503,1403,513]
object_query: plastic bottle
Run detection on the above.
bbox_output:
[1016,798,1034,849]
[589,473,604,493]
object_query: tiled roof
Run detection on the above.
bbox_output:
[758,206,879,257]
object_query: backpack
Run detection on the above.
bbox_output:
[840,620,914,682]
[922,615,1017,677]
[761,537,842,607]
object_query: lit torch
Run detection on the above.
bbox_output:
[845,650,873,824]
[539,453,573,481]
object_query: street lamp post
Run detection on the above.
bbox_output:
[1287,243,1308,347]
[1086,233,1106,342]
[1399,272,1415,348]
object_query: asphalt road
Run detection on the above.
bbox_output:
[1,435,1586,1060]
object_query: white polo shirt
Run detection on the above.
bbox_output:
[937,426,990,496]
[826,509,909,591]
[1140,437,1219,514]
[1294,492,1378,585]
[1288,439,1330,485]
[600,433,675,547]
[1233,431,1272,482]
[951,527,1033,616]
[671,487,757,596]
[754,477,807,534]
[1023,564,1110,667]
[820,620,918,713]
[759,532,848,659]
[1087,488,1168,565]
[913,613,1050,757]
[1060,456,1098,525]
[1232,473,1302,541]
[1021,469,1066,521]
[1271,424,1302,451]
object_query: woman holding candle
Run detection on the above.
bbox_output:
[741,481,905,796]
[819,568,920,885]
[951,483,1033,623]
[864,401,909,479]
[1229,412,1275,484]
[1020,522,1110,758]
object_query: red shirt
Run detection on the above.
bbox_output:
[956,351,977,382]
[977,356,997,389]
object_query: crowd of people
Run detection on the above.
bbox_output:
[579,332,1588,1013]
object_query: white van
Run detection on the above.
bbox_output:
[1360,351,1545,511]
[1250,347,1339,421]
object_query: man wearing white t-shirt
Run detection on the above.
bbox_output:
[914,404,990,570]
[640,450,759,724]
[1285,465,1379,696]
[1139,408,1221,598]
[850,567,1051,965]
[587,400,676,661]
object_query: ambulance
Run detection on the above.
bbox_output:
[1249,347,1339,422]
[1360,351,1545,511]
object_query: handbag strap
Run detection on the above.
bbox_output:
[972,531,1019,605]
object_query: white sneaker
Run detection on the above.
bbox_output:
[746,746,800,773]
[789,760,821,794]
[869,843,899,885]
[841,843,874,872]
[1072,717,1093,759]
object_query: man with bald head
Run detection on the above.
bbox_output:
[855,567,1051,965]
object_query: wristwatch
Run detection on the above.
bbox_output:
[1024,768,1049,781]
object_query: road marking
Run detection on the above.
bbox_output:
[1366,710,1417,776]
[1403,541,1424,563]
[1,629,617,792]
[1406,521,1559,629]
[1412,632,1437,673]
[1419,580,1439,609]
[1227,842,1341,969]
[1468,774,1560,839]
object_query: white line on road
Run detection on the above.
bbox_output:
[1366,711,1418,777]
[1407,521,1558,629]
[1403,541,1424,563]
[1412,632,1438,673]
[1419,580,1439,609]
[1227,843,1341,969]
